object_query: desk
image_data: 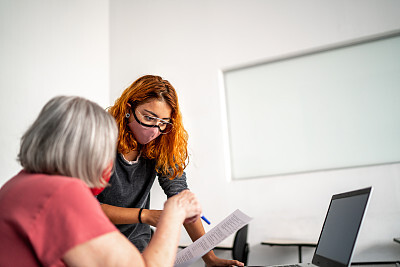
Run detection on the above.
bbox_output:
[261,240,317,263]
[242,261,400,267]
[394,237,400,244]
[351,262,400,267]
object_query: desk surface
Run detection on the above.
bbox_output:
[261,240,317,247]
[261,240,317,263]
[243,262,400,267]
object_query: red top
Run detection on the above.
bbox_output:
[0,171,117,267]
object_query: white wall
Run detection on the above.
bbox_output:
[0,0,110,182]
[109,0,400,266]
[1,1,399,266]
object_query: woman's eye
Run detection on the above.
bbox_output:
[144,115,156,122]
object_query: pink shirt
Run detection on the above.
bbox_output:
[0,171,117,267]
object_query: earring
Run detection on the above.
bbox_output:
[125,113,130,118]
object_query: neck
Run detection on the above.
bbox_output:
[123,150,140,162]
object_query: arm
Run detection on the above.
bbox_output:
[142,190,200,266]
[100,204,162,227]
[99,166,188,227]
[159,172,243,266]
[62,231,144,267]
[184,219,244,267]
[63,190,201,267]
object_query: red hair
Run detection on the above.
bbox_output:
[108,75,188,179]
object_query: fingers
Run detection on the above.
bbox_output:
[171,190,202,221]
[205,258,244,267]
[231,260,244,267]
[183,214,201,224]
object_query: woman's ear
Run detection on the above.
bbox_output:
[126,102,132,116]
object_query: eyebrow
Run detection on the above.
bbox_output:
[143,109,171,121]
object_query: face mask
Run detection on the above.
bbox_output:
[90,165,112,196]
[128,116,161,144]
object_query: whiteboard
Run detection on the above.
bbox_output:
[223,32,400,180]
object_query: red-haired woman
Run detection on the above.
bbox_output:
[97,75,243,267]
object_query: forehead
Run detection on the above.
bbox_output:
[137,99,172,118]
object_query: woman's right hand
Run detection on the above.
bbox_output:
[164,190,202,224]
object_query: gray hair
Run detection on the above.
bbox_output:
[18,96,118,188]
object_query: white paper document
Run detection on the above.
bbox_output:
[174,209,252,267]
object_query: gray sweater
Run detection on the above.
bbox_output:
[97,153,188,252]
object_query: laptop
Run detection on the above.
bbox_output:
[269,187,373,267]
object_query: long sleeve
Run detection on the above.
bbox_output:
[158,171,189,198]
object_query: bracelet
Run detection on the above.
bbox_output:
[138,208,144,224]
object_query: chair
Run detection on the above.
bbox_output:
[213,224,249,265]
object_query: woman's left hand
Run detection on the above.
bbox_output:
[203,251,244,267]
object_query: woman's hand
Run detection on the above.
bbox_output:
[142,190,201,227]
[203,252,244,267]
[164,190,202,224]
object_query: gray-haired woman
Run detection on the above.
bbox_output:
[0,95,201,267]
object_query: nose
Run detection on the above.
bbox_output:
[156,124,165,132]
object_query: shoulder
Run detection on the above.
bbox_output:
[30,173,117,254]
[4,171,100,223]
[5,170,87,188]
[37,173,93,203]
[0,171,90,208]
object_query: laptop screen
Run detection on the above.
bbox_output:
[312,187,372,267]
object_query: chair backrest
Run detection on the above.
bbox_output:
[232,224,249,265]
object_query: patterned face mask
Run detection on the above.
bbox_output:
[128,113,162,144]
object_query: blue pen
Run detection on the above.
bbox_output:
[201,215,211,225]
